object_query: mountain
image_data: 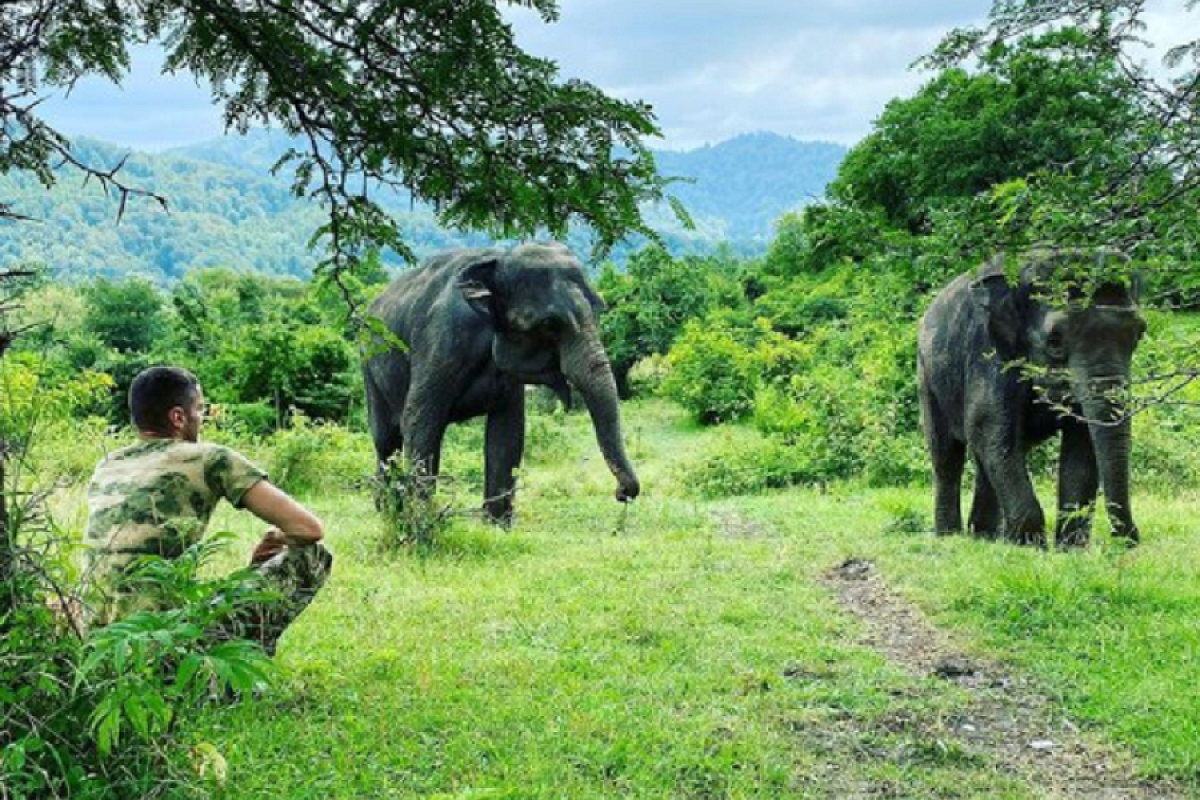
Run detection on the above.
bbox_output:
[0,130,845,282]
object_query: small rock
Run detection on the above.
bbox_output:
[834,558,874,581]
[960,723,977,733]
[1030,739,1056,751]
[934,658,976,679]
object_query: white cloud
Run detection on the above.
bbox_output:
[33,2,1200,152]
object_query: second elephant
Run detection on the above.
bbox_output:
[918,250,1145,548]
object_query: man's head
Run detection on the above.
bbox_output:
[129,366,205,442]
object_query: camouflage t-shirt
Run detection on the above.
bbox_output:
[83,438,267,625]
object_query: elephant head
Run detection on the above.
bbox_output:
[972,250,1146,540]
[458,242,640,502]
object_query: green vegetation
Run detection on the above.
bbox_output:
[3,0,678,285]
[9,397,1200,797]
[0,132,846,281]
[13,2,1200,796]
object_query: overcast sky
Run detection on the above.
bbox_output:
[33,1,1200,153]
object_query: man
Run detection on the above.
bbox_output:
[82,366,332,655]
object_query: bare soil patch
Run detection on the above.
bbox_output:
[823,556,1191,799]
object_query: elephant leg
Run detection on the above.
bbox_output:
[931,438,966,535]
[920,382,964,534]
[968,456,1001,539]
[976,438,1046,548]
[1055,420,1098,549]
[365,373,404,468]
[401,383,451,484]
[483,383,526,525]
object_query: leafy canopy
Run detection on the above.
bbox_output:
[1,0,674,285]
[921,1,1200,265]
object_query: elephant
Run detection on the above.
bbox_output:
[917,249,1145,548]
[362,242,640,523]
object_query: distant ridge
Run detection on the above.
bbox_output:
[0,130,845,282]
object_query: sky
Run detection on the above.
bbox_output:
[32,1,1200,153]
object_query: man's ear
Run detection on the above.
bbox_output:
[459,259,501,320]
[970,272,1024,359]
[167,405,187,434]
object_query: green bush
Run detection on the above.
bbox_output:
[2,533,271,799]
[628,353,670,397]
[661,320,758,424]
[266,414,371,496]
[680,432,816,498]
[215,401,279,440]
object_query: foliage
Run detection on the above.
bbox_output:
[372,454,457,551]
[920,3,1200,298]
[1,505,271,798]
[831,30,1139,237]
[82,277,166,353]
[660,318,759,424]
[12,272,362,427]
[266,412,371,496]
[229,323,357,426]
[0,131,849,280]
[680,432,815,498]
[2,0,676,294]
[597,245,741,396]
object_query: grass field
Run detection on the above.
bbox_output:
[128,399,1200,798]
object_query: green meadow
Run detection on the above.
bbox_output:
[72,398,1193,799]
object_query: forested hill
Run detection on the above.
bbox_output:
[0,130,844,282]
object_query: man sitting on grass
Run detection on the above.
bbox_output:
[81,365,332,655]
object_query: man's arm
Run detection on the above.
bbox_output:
[241,480,324,546]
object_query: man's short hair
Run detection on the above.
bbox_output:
[129,366,200,433]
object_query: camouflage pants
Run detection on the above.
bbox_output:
[214,543,333,656]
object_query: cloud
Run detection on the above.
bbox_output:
[33,1,1200,152]
[507,0,994,147]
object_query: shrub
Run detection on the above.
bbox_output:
[266,414,371,496]
[372,454,456,551]
[681,432,817,498]
[215,401,279,440]
[628,353,670,397]
[2,532,271,799]
[661,320,758,424]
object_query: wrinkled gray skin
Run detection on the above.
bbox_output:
[363,242,640,523]
[918,251,1145,548]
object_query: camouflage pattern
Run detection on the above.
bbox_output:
[83,438,267,625]
[215,543,334,656]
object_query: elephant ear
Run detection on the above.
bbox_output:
[581,282,606,315]
[970,272,1024,360]
[459,259,502,321]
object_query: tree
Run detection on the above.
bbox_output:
[82,277,165,353]
[831,29,1140,236]
[921,2,1200,265]
[1,0,675,290]
[597,245,737,396]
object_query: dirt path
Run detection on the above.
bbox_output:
[823,556,1191,800]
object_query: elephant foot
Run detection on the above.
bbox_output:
[1055,525,1091,550]
[1009,528,1047,549]
[483,501,514,528]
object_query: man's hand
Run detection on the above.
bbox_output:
[242,480,324,546]
[250,528,289,566]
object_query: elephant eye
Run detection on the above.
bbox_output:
[1046,329,1066,356]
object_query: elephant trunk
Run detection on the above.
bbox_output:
[560,325,640,502]
[1081,380,1138,543]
